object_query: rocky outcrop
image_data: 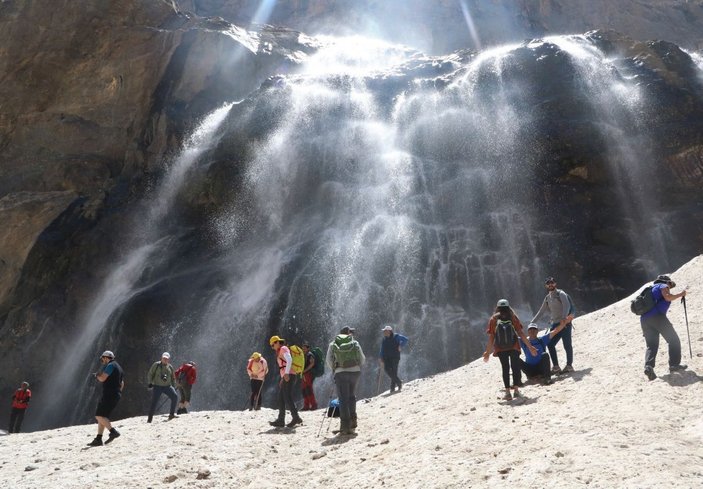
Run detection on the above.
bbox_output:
[181,0,703,53]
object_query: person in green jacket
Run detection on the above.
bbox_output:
[146,352,178,422]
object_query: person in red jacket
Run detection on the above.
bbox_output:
[174,361,197,415]
[8,381,31,433]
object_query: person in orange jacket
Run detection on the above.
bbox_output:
[8,381,31,433]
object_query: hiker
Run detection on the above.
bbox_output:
[301,343,318,411]
[8,381,31,434]
[174,360,197,414]
[640,274,688,380]
[326,327,366,435]
[146,352,178,422]
[531,277,576,374]
[246,352,268,410]
[268,336,303,428]
[87,350,124,446]
[484,299,537,401]
[520,316,573,385]
[379,325,408,393]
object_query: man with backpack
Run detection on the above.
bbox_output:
[326,327,365,435]
[146,352,178,423]
[301,343,319,411]
[531,277,576,374]
[8,381,31,434]
[638,274,688,380]
[379,325,408,393]
[174,360,197,414]
[484,300,536,400]
[87,350,124,446]
[269,336,303,428]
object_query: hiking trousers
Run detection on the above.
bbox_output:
[334,371,360,429]
[520,353,551,380]
[149,385,178,417]
[548,322,573,367]
[250,379,264,408]
[496,350,522,389]
[276,375,299,421]
[301,371,317,409]
[8,407,26,433]
[641,313,681,369]
[383,356,402,391]
[177,382,193,403]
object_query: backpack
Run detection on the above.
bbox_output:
[555,289,576,316]
[332,335,361,369]
[630,285,657,315]
[311,347,325,378]
[288,345,306,375]
[494,319,517,349]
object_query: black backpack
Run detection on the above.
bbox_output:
[631,285,657,315]
[494,319,517,349]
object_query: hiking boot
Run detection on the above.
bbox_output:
[254,405,261,411]
[644,366,657,381]
[397,381,402,392]
[502,391,512,401]
[105,429,120,444]
[286,417,303,428]
[269,419,285,427]
[512,389,522,399]
[350,416,358,429]
[168,414,179,420]
[551,365,561,374]
[543,378,553,386]
[562,365,575,373]
[87,436,103,447]
[147,415,153,424]
[669,364,688,372]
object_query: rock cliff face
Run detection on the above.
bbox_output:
[182,0,703,53]
[0,1,702,430]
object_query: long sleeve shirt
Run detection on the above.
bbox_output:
[532,289,570,324]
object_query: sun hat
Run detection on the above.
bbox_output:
[654,274,674,286]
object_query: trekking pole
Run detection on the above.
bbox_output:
[376,365,383,395]
[317,383,336,437]
[682,296,692,358]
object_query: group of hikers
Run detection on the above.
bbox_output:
[6,273,689,440]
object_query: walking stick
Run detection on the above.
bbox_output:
[254,378,265,409]
[682,296,692,358]
[376,364,383,395]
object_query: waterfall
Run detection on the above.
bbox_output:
[32,103,234,428]
[36,34,693,427]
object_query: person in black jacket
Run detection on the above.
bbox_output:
[379,325,409,393]
[88,350,124,446]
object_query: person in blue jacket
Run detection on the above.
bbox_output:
[520,315,573,385]
[379,325,408,393]
[641,274,688,380]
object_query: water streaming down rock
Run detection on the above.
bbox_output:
[38,35,703,425]
[32,104,234,427]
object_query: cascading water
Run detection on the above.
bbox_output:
[33,104,233,427]
[36,34,701,427]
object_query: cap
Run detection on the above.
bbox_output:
[340,326,351,334]
[188,361,196,367]
[21,381,29,388]
[161,352,171,359]
[101,350,115,359]
[269,335,283,345]
[654,274,673,285]
[250,352,261,360]
[527,323,539,330]
[544,277,556,284]
[381,325,393,332]
[496,299,510,307]
[348,327,356,333]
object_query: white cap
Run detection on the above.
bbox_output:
[527,323,539,330]
[381,325,393,332]
[101,350,115,359]
[496,299,510,307]
[161,352,171,359]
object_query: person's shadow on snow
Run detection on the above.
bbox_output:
[321,433,357,446]
[660,369,703,386]
[568,367,593,382]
